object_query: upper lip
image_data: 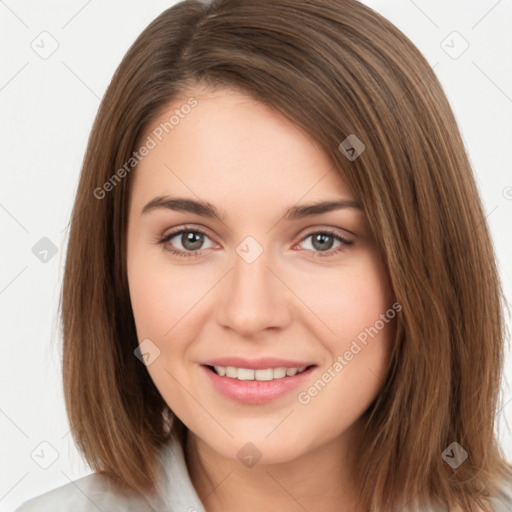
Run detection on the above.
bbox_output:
[201,357,316,370]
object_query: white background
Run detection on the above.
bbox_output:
[1,1,511,510]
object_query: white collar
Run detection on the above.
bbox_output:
[148,434,207,512]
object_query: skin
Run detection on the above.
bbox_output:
[126,84,397,512]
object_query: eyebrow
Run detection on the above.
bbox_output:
[141,195,363,221]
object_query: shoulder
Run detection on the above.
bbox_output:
[489,475,512,511]
[448,476,512,512]
[14,472,156,512]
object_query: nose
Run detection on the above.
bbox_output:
[216,244,292,337]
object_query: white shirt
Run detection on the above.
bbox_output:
[15,435,206,512]
[14,436,512,511]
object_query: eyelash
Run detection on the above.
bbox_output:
[156,225,354,259]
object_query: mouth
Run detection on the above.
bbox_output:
[205,364,315,380]
[200,363,318,404]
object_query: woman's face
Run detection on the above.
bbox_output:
[126,86,396,464]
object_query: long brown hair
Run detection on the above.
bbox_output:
[60,0,512,510]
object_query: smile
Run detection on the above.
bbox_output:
[210,365,309,380]
[201,364,317,404]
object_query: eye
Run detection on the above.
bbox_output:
[157,226,215,258]
[296,229,353,258]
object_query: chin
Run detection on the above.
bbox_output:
[201,429,312,466]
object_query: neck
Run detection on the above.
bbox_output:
[184,421,366,512]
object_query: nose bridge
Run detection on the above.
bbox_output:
[216,235,290,334]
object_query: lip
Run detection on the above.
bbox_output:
[201,356,315,370]
[200,363,317,405]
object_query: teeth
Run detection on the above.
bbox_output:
[225,366,237,378]
[213,365,308,380]
[237,368,255,380]
[214,365,227,376]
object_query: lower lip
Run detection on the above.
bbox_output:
[201,365,317,404]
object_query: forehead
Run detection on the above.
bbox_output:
[130,87,355,209]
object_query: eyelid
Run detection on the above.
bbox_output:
[296,224,354,239]
[160,222,213,236]
[158,224,218,247]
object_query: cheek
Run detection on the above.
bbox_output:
[127,253,200,403]
[305,254,395,399]
[127,251,207,338]
[332,260,395,384]
[338,274,391,341]
[298,256,392,344]
[128,266,172,338]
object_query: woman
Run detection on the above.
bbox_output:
[16,0,512,510]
